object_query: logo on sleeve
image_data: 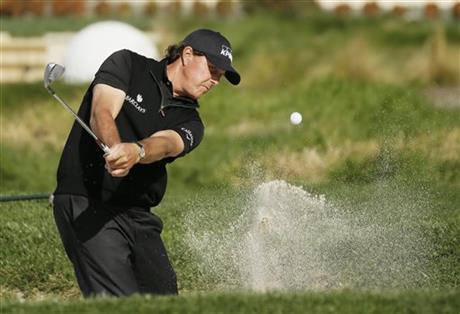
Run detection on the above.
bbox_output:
[136,94,143,103]
[181,127,194,147]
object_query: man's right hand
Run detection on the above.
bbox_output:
[104,143,141,177]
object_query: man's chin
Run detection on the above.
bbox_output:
[194,90,208,99]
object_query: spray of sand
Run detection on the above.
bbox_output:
[184,179,432,292]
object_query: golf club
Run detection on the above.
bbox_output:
[44,63,110,154]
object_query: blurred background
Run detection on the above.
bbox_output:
[1,0,459,84]
[1,0,459,194]
[0,0,459,299]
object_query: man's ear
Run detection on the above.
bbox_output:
[181,46,194,65]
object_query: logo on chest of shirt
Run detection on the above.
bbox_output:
[125,94,146,114]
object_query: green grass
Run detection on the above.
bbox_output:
[3,78,457,193]
[2,290,460,314]
[1,11,459,313]
[1,178,458,297]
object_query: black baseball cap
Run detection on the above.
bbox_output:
[182,29,240,85]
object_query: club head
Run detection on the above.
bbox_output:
[44,63,65,88]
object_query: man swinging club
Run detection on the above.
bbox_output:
[52,29,240,297]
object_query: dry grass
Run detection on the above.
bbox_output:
[406,43,460,85]
[404,127,460,162]
[0,101,72,152]
[226,120,266,137]
[424,86,460,109]
[0,286,81,302]
[333,37,380,82]
[304,27,459,86]
[259,139,380,183]
[331,35,460,85]
[243,51,296,89]
[225,120,290,137]
[232,128,460,184]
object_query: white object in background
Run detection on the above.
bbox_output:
[63,21,158,83]
[290,112,302,125]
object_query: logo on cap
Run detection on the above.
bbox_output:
[220,45,233,62]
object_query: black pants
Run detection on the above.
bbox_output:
[52,194,178,297]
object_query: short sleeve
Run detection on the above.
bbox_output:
[170,119,204,158]
[93,49,132,92]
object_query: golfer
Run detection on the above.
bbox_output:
[52,29,240,297]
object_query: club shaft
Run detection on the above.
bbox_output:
[48,87,110,154]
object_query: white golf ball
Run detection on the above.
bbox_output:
[290,112,302,125]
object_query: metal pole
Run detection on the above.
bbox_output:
[0,193,50,202]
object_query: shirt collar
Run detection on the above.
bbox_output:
[150,58,199,108]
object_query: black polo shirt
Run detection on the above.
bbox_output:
[54,49,204,207]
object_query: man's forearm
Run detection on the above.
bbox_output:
[138,136,174,164]
[90,110,121,148]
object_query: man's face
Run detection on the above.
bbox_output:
[182,49,225,100]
